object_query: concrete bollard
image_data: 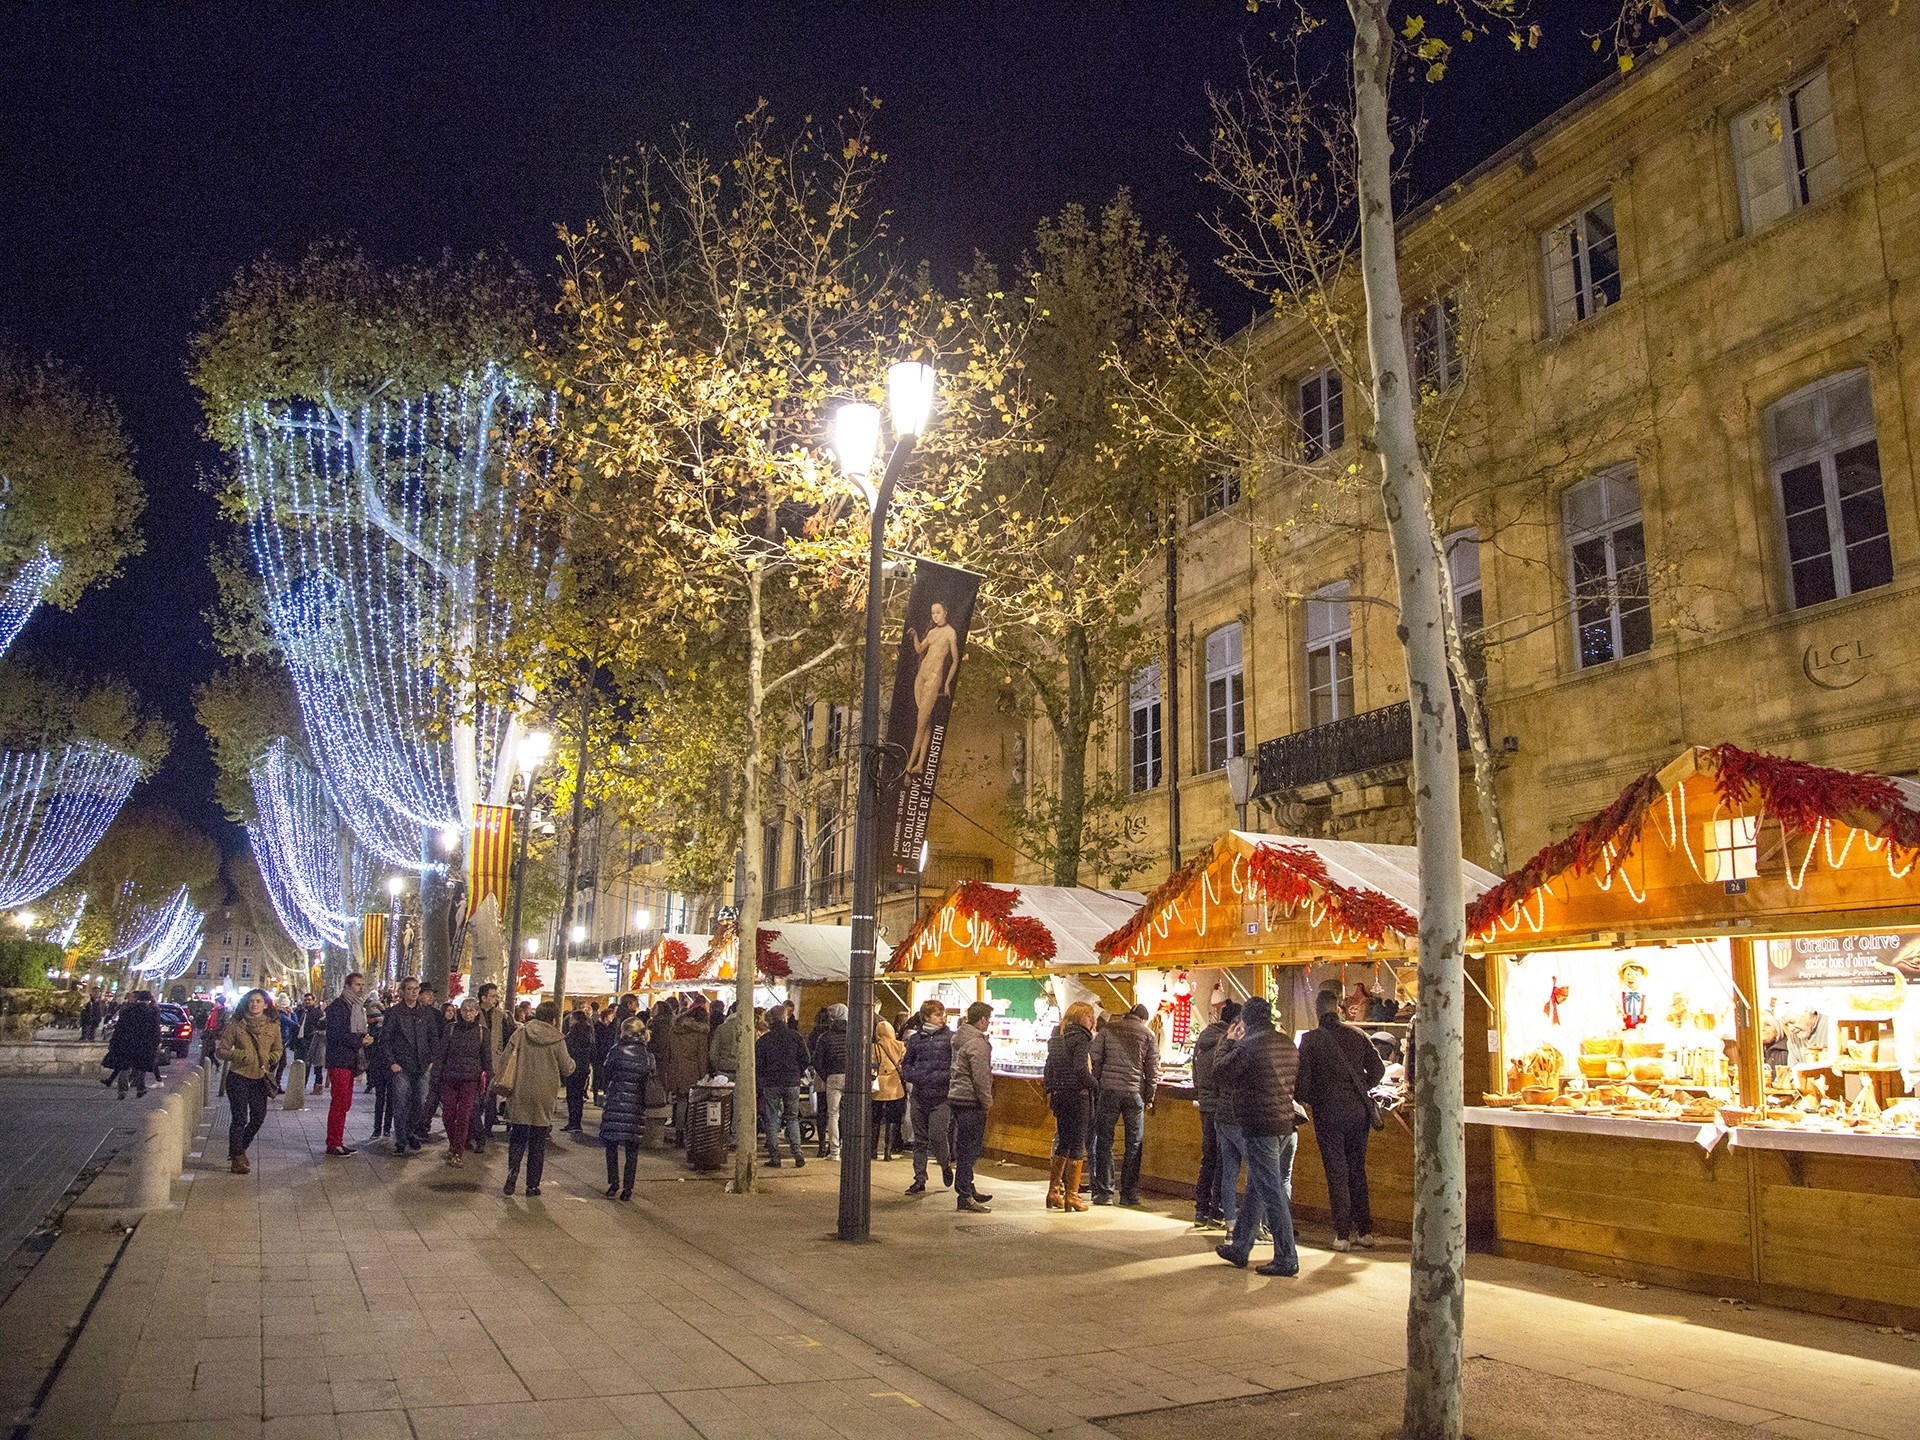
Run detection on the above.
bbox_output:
[164,1089,191,1165]
[182,1065,202,1129]
[125,1105,178,1209]
[282,1059,306,1109]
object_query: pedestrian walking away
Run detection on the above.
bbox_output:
[1212,996,1301,1277]
[755,1002,810,1167]
[1295,988,1387,1250]
[1042,1001,1096,1211]
[900,999,954,1194]
[598,1016,653,1199]
[100,989,161,1098]
[216,989,285,1174]
[1090,1002,1157,1206]
[381,976,436,1156]
[948,1000,995,1212]
[323,972,374,1155]
[661,1000,710,1147]
[435,997,488,1165]
[870,1017,906,1161]
[1189,999,1239,1232]
[810,1002,850,1159]
[79,987,105,1043]
[497,1000,574,1196]
[561,1008,595,1132]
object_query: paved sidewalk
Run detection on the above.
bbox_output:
[22,1079,1920,1439]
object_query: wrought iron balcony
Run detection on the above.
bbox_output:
[1252,697,1472,800]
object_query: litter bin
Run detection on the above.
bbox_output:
[685,1077,734,1171]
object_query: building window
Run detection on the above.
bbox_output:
[814,809,839,883]
[825,705,845,760]
[761,824,781,889]
[195,958,207,977]
[1444,529,1486,679]
[1299,368,1344,460]
[790,819,807,889]
[1194,474,1241,521]
[1128,664,1163,793]
[1204,624,1246,771]
[239,958,250,979]
[1305,584,1355,727]
[243,933,254,948]
[1563,466,1651,668]
[220,958,231,978]
[1543,198,1621,333]
[1768,370,1890,608]
[223,933,233,946]
[1734,68,1838,234]
[1411,293,1461,392]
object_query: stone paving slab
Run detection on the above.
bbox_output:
[15,1081,1919,1439]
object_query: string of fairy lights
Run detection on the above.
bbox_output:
[239,369,554,890]
[0,741,142,908]
[0,546,59,659]
[246,737,352,950]
[107,882,208,983]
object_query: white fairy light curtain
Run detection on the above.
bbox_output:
[0,740,141,907]
[114,884,207,983]
[0,546,58,659]
[238,367,555,869]
[246,737,352,950]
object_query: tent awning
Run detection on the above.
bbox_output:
[888,881,1145,974]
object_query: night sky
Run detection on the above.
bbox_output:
[0,2,1627,851]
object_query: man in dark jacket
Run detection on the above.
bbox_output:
[947,1001,995,1213]
[474,982,514,1150]
[101,991,161,1098]
[810,1003,850,1159]
[1295,990,1387,1250]
[1188,999,1240,1231]
[382,977,436,1156]
[899,1000,954,1194]
[1089,1003,1158,1207]
[1213,996,1301,1277]
[322,973,373,1156]
[755,1003,810,1168]
[79,989,105,1042]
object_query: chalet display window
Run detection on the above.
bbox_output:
[1768,369,1891,608]
[1305,583,1355,728]
[1734,68,1838,234]
[1204,624,1246,772]
[1563,466,1651,668]
[1128,664,1163,793]
[1543,198,1621,333]
[1299,367,1344,460]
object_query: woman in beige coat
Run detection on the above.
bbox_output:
[496,1000,574,1197]
[870,1018,907,1162]
[216,990,284,1174]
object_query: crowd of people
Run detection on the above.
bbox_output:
[91,972,1392,1262]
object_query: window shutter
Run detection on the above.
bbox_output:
[1733,95,1793,234]
[1542,222,1579,332]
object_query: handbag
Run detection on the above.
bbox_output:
[492,1033,522,1098]
[1327,1027,1386,1132]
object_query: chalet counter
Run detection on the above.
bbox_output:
[1468,1107,1920,1327]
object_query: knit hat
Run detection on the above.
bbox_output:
[1241,996,1273,1028]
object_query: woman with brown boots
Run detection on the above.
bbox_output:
[1043,1001,1096,1211]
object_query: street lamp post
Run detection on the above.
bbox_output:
[506,730,551,1001]
[832,359,935,1243]
[385,875,404,984]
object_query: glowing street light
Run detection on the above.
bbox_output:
[632,906,652,931]
[831,359,936,1242]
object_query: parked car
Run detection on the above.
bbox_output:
[155,1003,195,1060]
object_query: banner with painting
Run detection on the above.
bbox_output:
[879,560,981,873]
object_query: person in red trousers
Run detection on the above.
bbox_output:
[435,997,488,1167]
[323,973,373,1156]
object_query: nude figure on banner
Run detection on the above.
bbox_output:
[904,601,961,776]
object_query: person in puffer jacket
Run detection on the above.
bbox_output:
[599,1018,654,1201]
[1188,999,1240,1231]
[1089,1004,1158,1207]
[1042,1002,1096,1212]
[900,1000,954,1194]
[1213,996,1301,1277]
[810,1003,850,1159]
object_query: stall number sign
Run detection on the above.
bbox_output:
[1768,933,1912,989]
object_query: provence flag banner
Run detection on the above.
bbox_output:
[361,913,387,969]
[467,803,515,918]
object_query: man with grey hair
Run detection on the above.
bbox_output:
[948,1000,996,1213]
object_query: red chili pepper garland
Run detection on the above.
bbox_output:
[1247,843,1418,945]
[756,926,789,979]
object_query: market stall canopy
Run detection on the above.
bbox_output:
[1097,830,1500,967]
[1468,743,1920,951]
[635,932,714,989]
[886,880,1145,975]
[693,919,889,983]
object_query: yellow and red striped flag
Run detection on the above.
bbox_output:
[361,914,388,970]
[467,803,515,918]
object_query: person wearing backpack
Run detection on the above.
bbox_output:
[1294,988,1387,1251]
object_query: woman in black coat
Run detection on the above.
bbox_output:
[101,991,161,1098]
[1042,1002,1097,1211]
[598,1019,654,1200]
[561,1009,596,1133]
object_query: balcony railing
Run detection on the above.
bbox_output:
[764,870,855,921]
[1253,697,1472,800]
